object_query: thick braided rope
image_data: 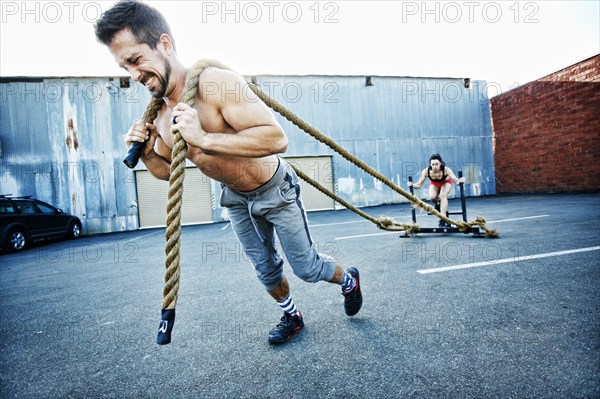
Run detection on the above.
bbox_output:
[290,164,418,234]
[141,101,180,308]
[247,83,499,238]
[141,60,232,310]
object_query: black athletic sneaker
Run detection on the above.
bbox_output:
[268,312,304,344]
[343,267,363,316]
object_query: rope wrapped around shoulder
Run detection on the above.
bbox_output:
[141,60,231,344]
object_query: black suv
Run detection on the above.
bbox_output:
[0,195,82,252]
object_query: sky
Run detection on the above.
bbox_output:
[1,0,599,95]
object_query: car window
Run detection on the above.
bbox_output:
[36,202,57,214]
[0,202,16,214]
[16,201,40,214]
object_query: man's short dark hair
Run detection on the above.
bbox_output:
[94,0,175,50]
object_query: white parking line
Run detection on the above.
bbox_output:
[310,220,368,228]
[486,215,550,223]
[335,231,400,240]
[417,246,600,274]
[125,230,162,242]
[334,215,551,240]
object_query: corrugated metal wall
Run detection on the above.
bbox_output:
[0,74,495,234]
[256,75,495,206]
[0,78,149,234]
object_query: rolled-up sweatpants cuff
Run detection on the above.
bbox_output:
[321,257,338,283]
[261,256,337,291]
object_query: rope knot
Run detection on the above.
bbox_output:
[377,216,396,229]
[456,221,470,232]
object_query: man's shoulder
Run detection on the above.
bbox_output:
[198,66,244,85]
[197,67,248,105]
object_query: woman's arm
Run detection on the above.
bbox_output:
[445,167,465,184]
[409,169,428,189]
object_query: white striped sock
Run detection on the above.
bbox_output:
[277,295,299,317]
[340,272,356,293]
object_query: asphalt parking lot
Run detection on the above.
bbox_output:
[1,193,599,398]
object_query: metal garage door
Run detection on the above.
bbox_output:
[135,167,213,228]
[284,156,335,211]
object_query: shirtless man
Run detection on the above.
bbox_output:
[94,0,362,344]
[408,153,465,227]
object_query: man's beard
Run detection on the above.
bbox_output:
[143,56,171,98]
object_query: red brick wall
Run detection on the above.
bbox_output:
[490,55,600,193]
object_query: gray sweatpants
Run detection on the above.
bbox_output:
[219,157,338,291]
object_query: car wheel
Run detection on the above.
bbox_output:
[68,221,82,239]
[8,228,27,251]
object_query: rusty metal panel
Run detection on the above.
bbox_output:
[0,78,150,234]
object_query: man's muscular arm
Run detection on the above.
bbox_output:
[125,120,171,181]
[171,68,288,157]
[140,149,171,180]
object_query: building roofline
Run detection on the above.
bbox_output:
[0,74,475,82]
[534,53,599,82]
